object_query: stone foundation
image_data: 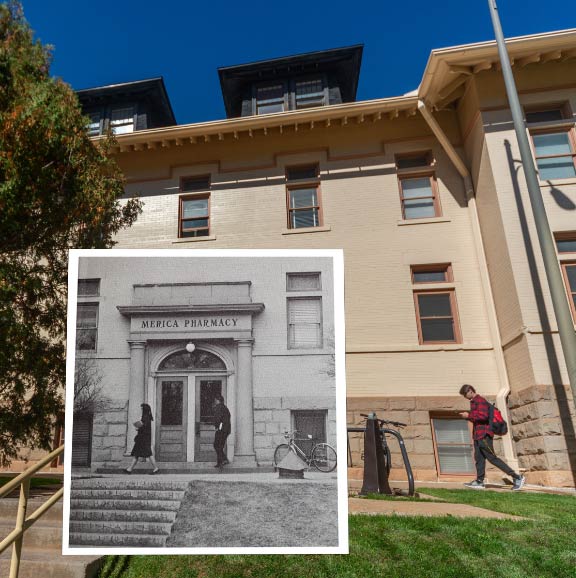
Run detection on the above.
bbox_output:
[253,396,336,465]
[508,384,576,487]
[348,396,519,485]
[89,401,128,470]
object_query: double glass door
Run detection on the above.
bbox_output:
[156,375,225,462]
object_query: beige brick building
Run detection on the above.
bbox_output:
[12,31,576,487]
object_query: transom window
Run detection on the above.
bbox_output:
[286,164,322,229]
[431,417,475,475]
[110,106,135,134]
[556,234,576,254]
[256,83,285,115]
[295,78,325,109]
[159,349,226,371]
[76,303,98,351]
[411,265,452,284]
[287,272,321,291]
[78,279,100,297]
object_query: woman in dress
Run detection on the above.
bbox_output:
[125,403,160,474]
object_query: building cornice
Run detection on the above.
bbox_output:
[420,28,576,109]
[117,304,265,316]
[105,95,420,153]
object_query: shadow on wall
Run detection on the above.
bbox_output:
[504,139,576,479]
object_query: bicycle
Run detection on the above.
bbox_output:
[273,431,337,473]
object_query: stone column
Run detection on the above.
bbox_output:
[125,340,146,454]
[234,339,256,465]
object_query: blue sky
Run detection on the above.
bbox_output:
[23,0,576,125]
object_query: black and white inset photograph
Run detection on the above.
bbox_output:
[63,249,347,555]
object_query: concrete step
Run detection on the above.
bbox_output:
[70,509,177,523]
[70,498,181,511]
[71,479,189,491]
[0,550,103,578]
[69,488,186,501]
[0,499,63,521]
[0,520,61,550]
[96,466,275,474]
[69,519,172,536]
[69,532,168,548]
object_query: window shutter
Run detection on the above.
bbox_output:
[288,298,321,348]
[72,414,93,467]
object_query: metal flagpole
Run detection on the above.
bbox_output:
[487,0,576,400]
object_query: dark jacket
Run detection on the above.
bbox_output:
[213,403,231,435]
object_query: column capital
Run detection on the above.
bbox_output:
[235,338,254,346]
[127,340,147,350]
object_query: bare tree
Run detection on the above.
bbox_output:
[74,357,109,414]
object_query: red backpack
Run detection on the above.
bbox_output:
[488,404,508,436]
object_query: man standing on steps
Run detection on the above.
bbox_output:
[213,395,231,468]
[459,384,525,491]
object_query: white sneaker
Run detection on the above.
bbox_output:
[464,480,485,489]
[512,475,525,491]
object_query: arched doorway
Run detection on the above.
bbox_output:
[156,348,227,462]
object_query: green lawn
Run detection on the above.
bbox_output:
[96,489,576,578]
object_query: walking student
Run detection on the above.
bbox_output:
[125,403,160,475]
[213,394,231,468]
[459,384,525,490]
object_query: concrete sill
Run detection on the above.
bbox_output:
[172,235,217,244]
[397,217,451,226]
[282,225,332,235]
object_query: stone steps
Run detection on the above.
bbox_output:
[70,509,177,523]
[69,532,168,548]
[68,478,189,548]
[70,498,181,511]
[0,520,61,550]
[69,488,187,501]
[0,499,102,578]
[0,550,103,578]
[70,519,173,536]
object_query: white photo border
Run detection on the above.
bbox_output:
[63,248,348,555]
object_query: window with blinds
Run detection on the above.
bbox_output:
[287,297,322,349]
[431,418,474,475]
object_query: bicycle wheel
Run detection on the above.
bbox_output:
[311,443,337,472]
[273,444,291,468]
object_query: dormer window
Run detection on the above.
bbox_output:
[110,106,135,134]
[295,78,326,109]
[88,112,102,136]
[256,83,286,115]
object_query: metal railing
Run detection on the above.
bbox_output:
[0,445,64,578]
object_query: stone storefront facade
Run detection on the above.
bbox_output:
[70,254,341,472]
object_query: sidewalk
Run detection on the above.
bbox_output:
[348,497,525,520]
